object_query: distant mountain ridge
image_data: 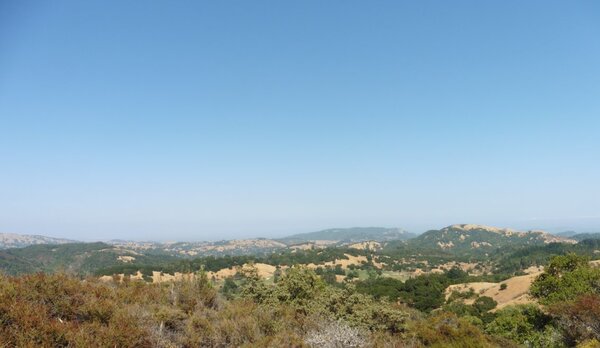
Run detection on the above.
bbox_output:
[2,224,581,258]
[408,224,577,254]
[0,233,77,249]
[279,227,415,245]
[0,224,590,277]
[107,227,414,256]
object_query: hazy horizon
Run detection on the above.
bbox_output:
[2,1,599,241]
[3,218,600,243]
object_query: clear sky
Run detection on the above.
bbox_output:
[1,1,599,241]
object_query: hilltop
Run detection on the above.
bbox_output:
[0,232,76,249]
[408,224,576,254]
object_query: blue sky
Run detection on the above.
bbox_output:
[1,1,599,241]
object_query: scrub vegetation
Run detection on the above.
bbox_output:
[1,253,599,347]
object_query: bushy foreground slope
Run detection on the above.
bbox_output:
[0,268,500,348]
[1,254,599,347]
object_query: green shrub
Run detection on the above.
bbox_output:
[530,254,600,305]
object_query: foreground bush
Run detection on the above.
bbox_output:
[0,272,303,347]
[530,253,600,305]
[528,254,600,347]
[549,294,600,345]
[485,304,562,348]
[2,266,586,347]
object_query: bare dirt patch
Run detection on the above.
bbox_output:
[117,255,135,263]
[348,241,381,250]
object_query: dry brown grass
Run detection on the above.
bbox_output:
[445,271,543,309]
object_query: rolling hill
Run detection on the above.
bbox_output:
[408,224,576,254]
[0,242,177,276]
[107,238,287,257]
[1,224,590,277]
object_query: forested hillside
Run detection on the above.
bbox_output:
[0,242,177,276]
[408,224,576,255]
